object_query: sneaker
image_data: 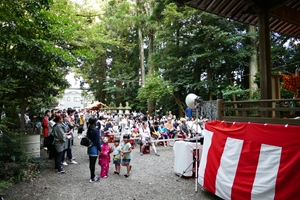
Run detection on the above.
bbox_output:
[169,144,173,147]
[90,176,100,182]
[62,161,68,166]
[54,167,64,170]
[140,152,143,156]
[58,169,65,174]
[43,147,48,151]
[69,160,78,164]
[155,152,160,156]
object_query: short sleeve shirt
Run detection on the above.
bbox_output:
[122,142,132,159]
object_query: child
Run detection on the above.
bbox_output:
[112,122,119,134]
[158,122,170,147]
[98,137,112,178]
[131,124,139,138]
[121,134,132,178]
[112,138,122,175]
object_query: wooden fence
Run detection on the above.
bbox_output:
[217,98,300,126]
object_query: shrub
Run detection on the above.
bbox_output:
[0,126,40,192]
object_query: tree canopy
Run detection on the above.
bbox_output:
[1,0,300,124]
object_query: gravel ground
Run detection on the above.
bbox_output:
[3,132,222,200]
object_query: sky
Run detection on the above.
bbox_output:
[66,72,80,88]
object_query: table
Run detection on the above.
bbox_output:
[173,141,202,177]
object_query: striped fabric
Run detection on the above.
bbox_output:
[198,121,300,200]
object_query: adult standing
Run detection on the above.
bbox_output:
[42,110,51,151]
[61,115,77,165]
[77,113,85,139]
[87,117,101,182]
[85,110,91,128]
[48,114,56,160]
[185,107,192,120]
[52,115,66,173]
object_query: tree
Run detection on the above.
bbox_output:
[0,0,88,128]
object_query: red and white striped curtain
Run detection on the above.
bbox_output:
[198,120,300,200]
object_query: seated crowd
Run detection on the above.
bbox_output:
[42,108,208,175]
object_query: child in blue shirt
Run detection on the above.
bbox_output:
[158,122,170,147]
[112,138,122,175]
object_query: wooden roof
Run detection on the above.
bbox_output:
[174,0,300,38]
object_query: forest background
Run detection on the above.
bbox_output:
[0,0,299,129]
[0,0,300,190]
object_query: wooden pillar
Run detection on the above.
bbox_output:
[258,11,272,100]
[258,11,272,117]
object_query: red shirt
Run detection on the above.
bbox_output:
[42,116,49,137]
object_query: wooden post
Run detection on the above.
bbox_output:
[258,10,272,117]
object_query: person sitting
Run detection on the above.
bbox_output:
[104,118,113,134]
[150,121,160,140]
[179,118,191,138]
[165,117,176,139]
[192,120,202,136]
[158,122,170,147]
[139,121,160,156]
[131,124,139,139]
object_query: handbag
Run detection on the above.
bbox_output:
[161,132,168,136]
[80,136,93,147]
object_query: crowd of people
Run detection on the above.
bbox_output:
[42,107,208,181]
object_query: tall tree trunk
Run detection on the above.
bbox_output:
[138,28,145,86]
[99,54,107,103]
[227,63,238,115]
[248,25,258,98]
[207,64,213,100]
[20,97,25,129]
[147,29,155,114]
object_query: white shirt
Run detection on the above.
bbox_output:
[187,120,194,129]
[192,124,202,135]
[139,126,151,140]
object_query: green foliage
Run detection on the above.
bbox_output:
[0,126,40,191]
[152,3,253,115]
[0,0,96,127]
[137,72,174,103]
[222,85,250,101]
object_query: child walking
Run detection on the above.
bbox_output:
[121,134,132,178]
[98,137,112,178]
[112,138,122,175]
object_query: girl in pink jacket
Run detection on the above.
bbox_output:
[98,137,112,178]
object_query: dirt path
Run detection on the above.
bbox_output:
[3,136,221,200]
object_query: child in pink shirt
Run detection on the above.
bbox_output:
[98,137,112,178]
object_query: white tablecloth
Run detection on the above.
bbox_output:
[173,141,202,177]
